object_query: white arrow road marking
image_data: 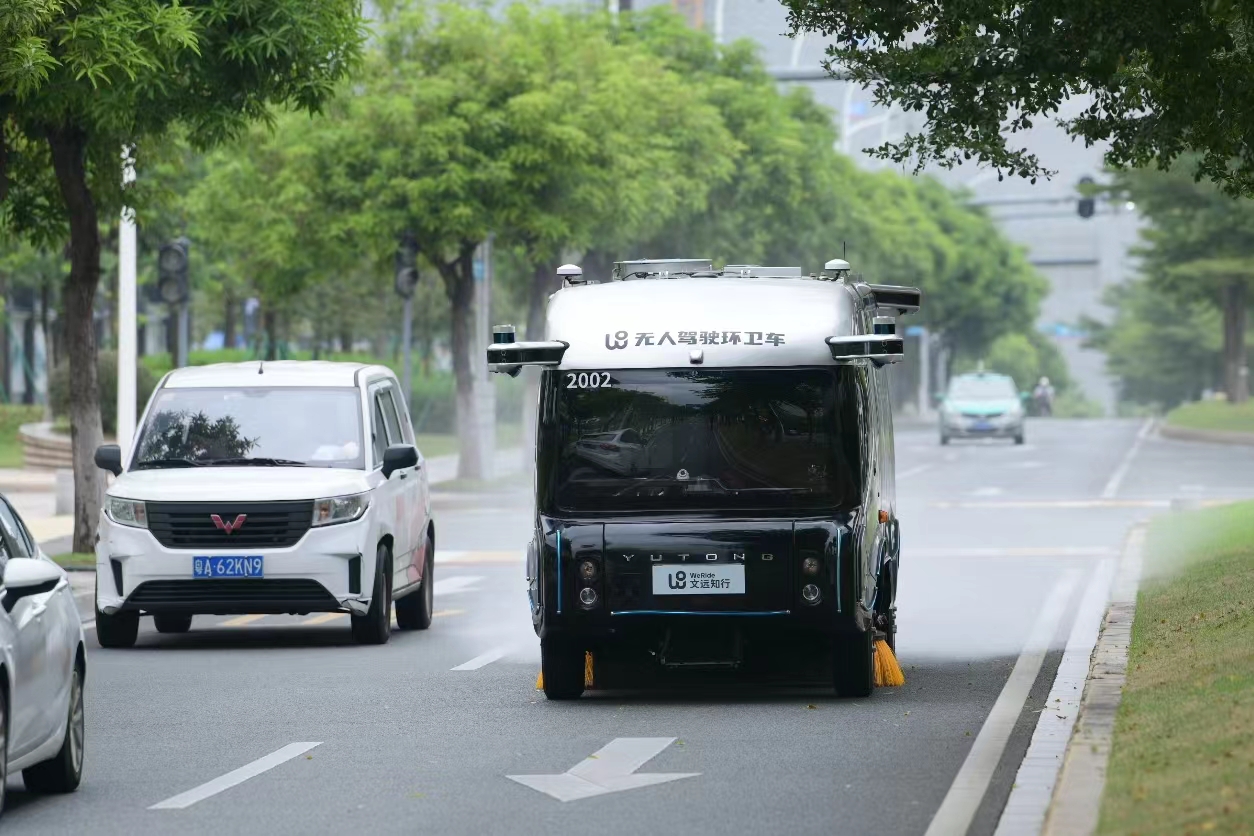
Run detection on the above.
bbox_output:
[433,575,483,596]
[508,738,700,802]
[149,742,321,810]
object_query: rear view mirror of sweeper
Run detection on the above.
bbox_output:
[487,259,921,700]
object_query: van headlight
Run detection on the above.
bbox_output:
[107,497,148,528]
[312,492,370,527]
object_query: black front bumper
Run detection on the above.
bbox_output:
[120,579,342,615]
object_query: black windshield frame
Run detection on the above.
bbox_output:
[536,367,865,518]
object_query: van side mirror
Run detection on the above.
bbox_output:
[2,559,62,612]
[95,444,123,476]
[381,444,419,479]
[932,392,945,406]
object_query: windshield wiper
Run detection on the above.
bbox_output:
[201,457,309,467]
[132,457,206,470]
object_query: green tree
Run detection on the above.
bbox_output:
[0,0,363,550]
[781,0,1254,197]
[1084,280,1225,408]
[1112,162,1254,403]
[311,2,737,478]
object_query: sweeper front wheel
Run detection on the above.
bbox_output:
[832,629,874,698]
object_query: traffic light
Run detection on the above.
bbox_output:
[157,238,190,304]
[394,231,418,299]
[1077,176,1095,219]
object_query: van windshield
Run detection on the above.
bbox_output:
[132,387,365,469]
[542,368,863,514]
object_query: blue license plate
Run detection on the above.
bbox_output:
[193,556,264,578]
[974,421,992,431]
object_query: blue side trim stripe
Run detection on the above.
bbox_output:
[555,530,562,615]
[835,526,843,614]
[610,610,791,617]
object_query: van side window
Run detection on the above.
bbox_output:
[385,387,414,443]
[378,387,403,445]
[371,397,388,467]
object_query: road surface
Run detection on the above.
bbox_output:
[7,419,1252,835]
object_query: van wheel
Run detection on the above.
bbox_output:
[95,609,139,648]
[832,629,874,698]
[23,662,84,793]
[939,433,950,446]
[352,545,392,645]
[1014,433,1025,445]
[540,638,585,700]
[154,614,192,634]
[396,535,434,630]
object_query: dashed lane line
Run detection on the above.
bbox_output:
[219,614,267,628]
[148,742,322,810]
[301,612,345,626]
[451,645,513,671]
[1101,418,1152,500]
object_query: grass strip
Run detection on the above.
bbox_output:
[51,552,95,569]
[1097,501,1254,835]
[1166,400,1254,434]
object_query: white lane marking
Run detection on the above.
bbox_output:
[1101,418,1152,499]
[451,646,511,671]
[924,569,1081,836]
[81,620,95,631]
[898,464,933,480]
[508,738,700,802]
[149,742,322,810]
[433,575,483,595]
[972,487,1004,497]
[995,558,1117,836]
[436,550,520,564]
[908,547,1117,559]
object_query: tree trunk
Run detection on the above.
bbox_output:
[262,308,278,360]
[223,292,237,350]
[1223,279,1249,404]
[47,126,105,553]
[439,245,484,480]
[339,326,352,353]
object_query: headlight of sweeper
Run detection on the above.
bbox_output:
[312,492,370,527]
[107,497,148,528]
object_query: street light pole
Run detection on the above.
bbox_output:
[117,149,138,459]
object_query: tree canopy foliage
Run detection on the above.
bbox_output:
[782,0,1254,198]
[0,0,364,549]
[1108,161,1253,403]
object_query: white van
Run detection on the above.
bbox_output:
[93,361,434,647]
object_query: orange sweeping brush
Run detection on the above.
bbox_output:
[535,652,595,690]
[873,639,906,687]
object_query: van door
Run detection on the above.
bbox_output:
[369,383,407,587]
[382,384,424,591]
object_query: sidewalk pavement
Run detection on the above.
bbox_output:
[11,448,527,555]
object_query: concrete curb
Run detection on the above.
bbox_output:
[1158,423,1254,446]
[1040,524,1145,836]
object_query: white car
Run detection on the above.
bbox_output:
[92,361,435,647]
[0,497,87,816]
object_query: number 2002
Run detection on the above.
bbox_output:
[566,372,613,389]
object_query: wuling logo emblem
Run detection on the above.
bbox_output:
[210,514,247,534]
